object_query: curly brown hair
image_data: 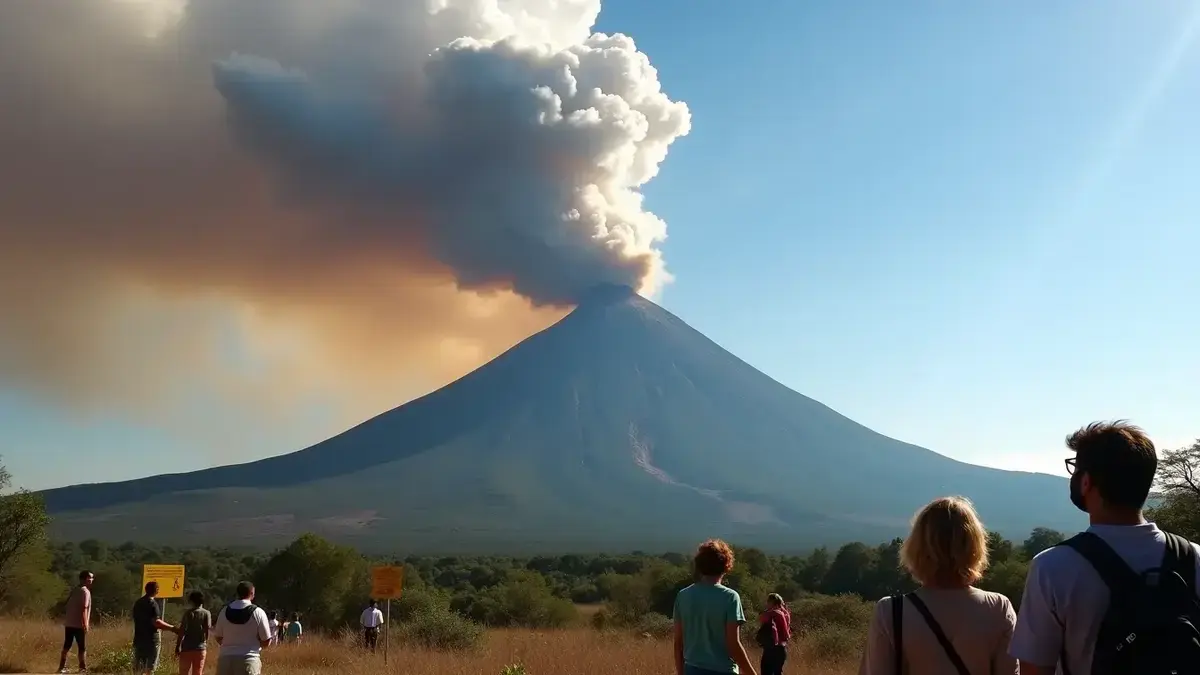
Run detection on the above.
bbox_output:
[694,539,736,577]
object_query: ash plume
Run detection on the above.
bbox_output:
[0,0,690,425]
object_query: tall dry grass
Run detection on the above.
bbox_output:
[0,619,859,675]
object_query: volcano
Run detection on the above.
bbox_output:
[41,285,1081,552]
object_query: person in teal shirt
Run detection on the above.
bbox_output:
[673,539,758,675]
[284,613,302,643]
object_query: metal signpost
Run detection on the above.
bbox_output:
[370,565,405,665]
[142,564,186,619]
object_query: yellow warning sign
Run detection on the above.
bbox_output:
[371,565,404,599]
[142,565,186,599]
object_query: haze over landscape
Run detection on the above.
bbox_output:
[1,0,1198,552]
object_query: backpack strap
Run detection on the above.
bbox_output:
[891,594,903,674]
[905,593,971,675]
[1162,532,1198,595]
[1058,532,1141,607]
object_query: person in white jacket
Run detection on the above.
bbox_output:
[212,581,272,675]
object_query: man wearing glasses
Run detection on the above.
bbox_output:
[1008,420,1200,675]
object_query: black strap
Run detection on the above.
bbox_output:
[892,594,903,674]
[1163,532,1198,594]
[1058,532,1141,605]
[905,593,971,675]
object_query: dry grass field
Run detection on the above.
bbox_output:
[0,619,859,675]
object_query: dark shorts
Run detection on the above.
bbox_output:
[62,627,86,652]
[132,643,160,671]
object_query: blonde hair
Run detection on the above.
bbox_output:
[900,496,989,587]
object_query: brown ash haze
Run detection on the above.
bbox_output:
[0,0,690,427]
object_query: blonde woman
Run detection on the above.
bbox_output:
[858,496,1017,675]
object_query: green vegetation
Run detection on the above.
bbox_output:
[4,438,1199,659]
[0,457,63,616]
[28,529,1053,628]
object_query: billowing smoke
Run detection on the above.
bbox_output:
[0,0,689,428]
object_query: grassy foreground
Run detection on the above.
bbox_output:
[0,619,859,675]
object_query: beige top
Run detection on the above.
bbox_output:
[858,586,1017,675]
[64,586,91,629]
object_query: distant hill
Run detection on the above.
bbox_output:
[41,284,1083,553]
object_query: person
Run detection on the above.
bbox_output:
[673,539,758,675]
[283,613,303,644]
[756,593,791,675]
[360,599,384,652]
[175,591,212,675]
[1009,420,1200,675]
[132,581,179,675]
[213,581,272,675]
[859,496,1017,675]
[58,570,93,674]
[267,611,281,646]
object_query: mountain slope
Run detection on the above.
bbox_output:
[41,285,1083,552]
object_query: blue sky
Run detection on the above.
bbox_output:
[4,0,1199,490]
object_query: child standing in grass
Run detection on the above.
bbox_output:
[284,613,303,644]
[673,539,758,675]
[175,591,212,675]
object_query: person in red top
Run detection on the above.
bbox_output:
[758,593,791,675]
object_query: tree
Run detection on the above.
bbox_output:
[821,542,877,597]
[0,459,50,580]
[986,532,1016,564]
[1159,439,1200,502]
[1149,440,1200,540]
[88,563,141,619]
[0,540,66,616]
[866,538,912,598]
[1021,527,1066,560]
[253,533,368,629]
[796,547,831,591]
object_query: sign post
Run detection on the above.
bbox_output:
[141,564,185,621]
[370,566,405,665]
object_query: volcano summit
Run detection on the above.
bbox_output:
[41,287,1080,552]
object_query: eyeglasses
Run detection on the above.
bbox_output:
[1065,457,1077,475]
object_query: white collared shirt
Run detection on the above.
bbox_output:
[360,607,384,628]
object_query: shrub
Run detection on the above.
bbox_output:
[788,593,873,636]
[799,623,867,663]
[391,588,452,622]
[455,574,578,628]
[590,606,614,631]
[501,665,529,675]
[88,645,172,674]
[632,613,673,639]
[397,607,485,652]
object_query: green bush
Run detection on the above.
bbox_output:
[88,645,173,674]
[501,665,529,675]
[590,606,614,631]
[453,573,578,628]
[397,607,485,652]
[632,613,673,639]
[789,593,873,636]
[392,588,452,622]
[799,623,867,663]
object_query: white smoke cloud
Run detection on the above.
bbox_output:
[209,1,689,304]
[0,0,690,422]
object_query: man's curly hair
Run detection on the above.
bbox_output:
[694,539,736,577]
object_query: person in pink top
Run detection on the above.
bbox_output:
[757,594,791,675]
